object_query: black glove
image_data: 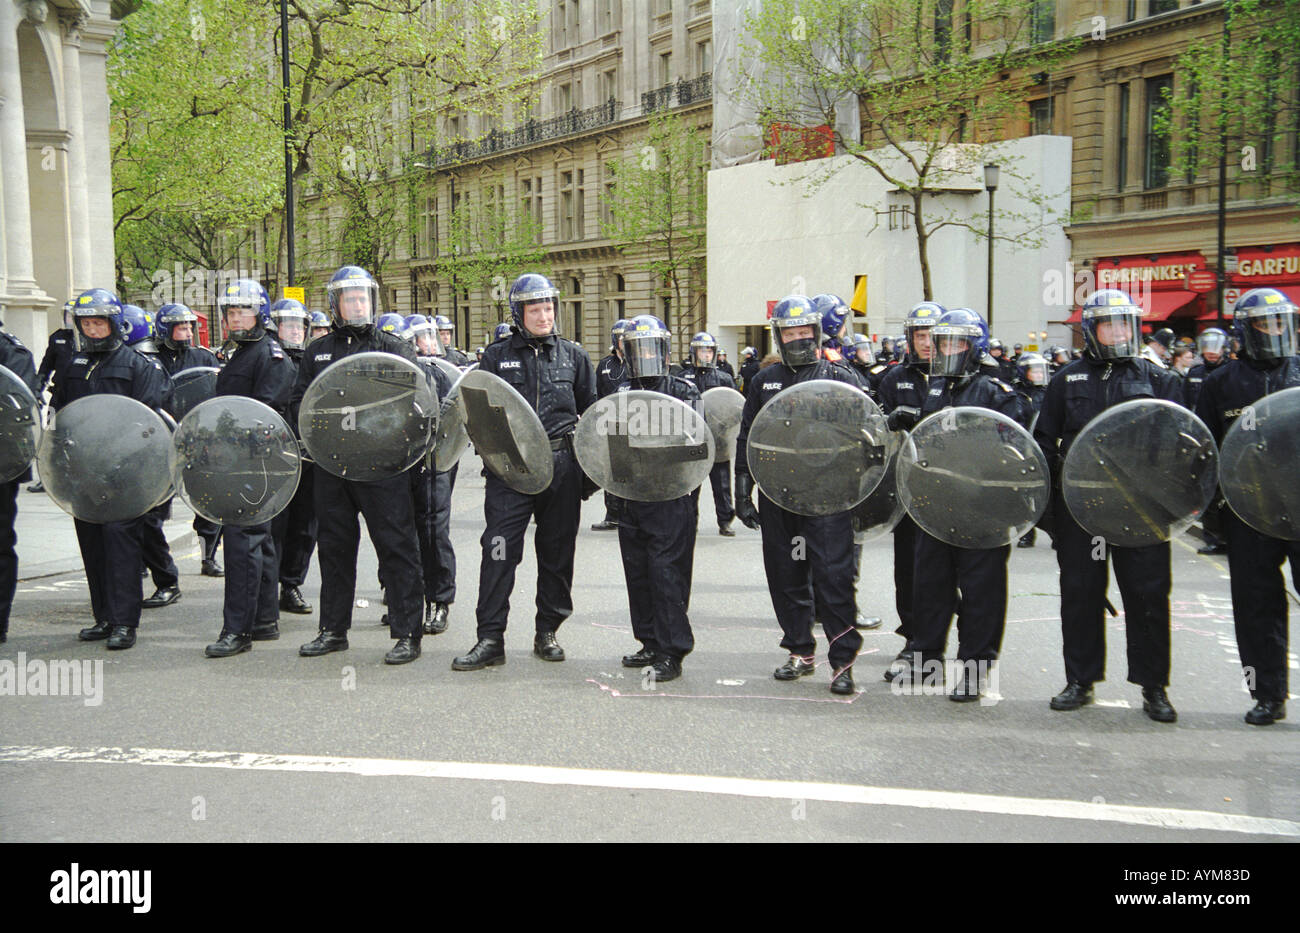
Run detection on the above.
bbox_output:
[734,472,760,530]
[886,406,920,432]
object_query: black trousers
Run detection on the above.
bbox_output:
[222,522,278,636]
[315,470,423,639]
[0,480,18,637]
[74,516,145,628]
[911,530,1009,663]
[194,515,222,561]
[1055,496,1171,688]
[273,461,317,588]
[705,460,734,525]
[475,448,581,640]
[141,500,179,589]
[891,514,917,640]
[1223,511,1298,702]
[619,495,697,660]
[757,492,861,671]
[410,465,456,605]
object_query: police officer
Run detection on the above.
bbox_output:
[848,333,887,400]
[717,348,735,379]
[592,319,631,531]
[204,281,294,657]
[402,314,457,635]
[734,295,864,695]
[120,305,184,610]
[1141,327,1173,368]
[1195,288,1300,726]
[614,315,702,680]
[988,338,1018,384]
[876,301,945,679]
[452,273,596,671]
[737,346,760,393]
[492,322,513,344]
[896,309,1028,701]
[154,302,225,577]
[290,266,429,664]
[56,289,168,650]
[29,300,77,493]
[0,317,39,642]
[1035,289,1184,722]
[678,331,737,536]
[308,310,331,343]
[266,298,315,615]
[435,315,470,366]
[1183,327,1229,410]
[1013,351,1050,549]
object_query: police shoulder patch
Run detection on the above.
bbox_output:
[269,340,284,359]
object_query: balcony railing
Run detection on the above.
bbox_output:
[641,73,712,115]
[412,98,620,169]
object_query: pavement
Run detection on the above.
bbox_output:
[1,457,1297,843]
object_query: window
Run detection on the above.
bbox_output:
[557,82,573,112]
[555,1,568,49]
[600,69,617,103]
[934,0,953,64]
[1144,76,1173,189]
[1031,0,1055,43]
[600,161,616,227]
[447,114,461,140]
[1125,0,1137,22]
[659,52,672,85]
[1149,0,1178,14]
[418,196,438,257]
[576,168,585,239]
[697,39,712,75]
[1029,97,1054,136]
[599,0,615,33]
[561,170,574,240]
[520,175,543,242]
[1117,83,1130,190]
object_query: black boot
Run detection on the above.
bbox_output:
[452,638,505,671]
[384,635,422,665]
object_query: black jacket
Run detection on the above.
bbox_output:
[289,326,423,430]
[919,372,1029,425]
[677,364,735,393]
[876,360,931,414]
[217,335,294,414]
[1182,359,1227,411]
[1194,356,1300,445]
[158,343,219,377]
[52,342,168,411]
[596,353,629,399]
[477,332,596,439]
[36,327,75,397]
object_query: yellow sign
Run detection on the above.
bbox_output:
[851,274,867,316]
[283,287,305,303]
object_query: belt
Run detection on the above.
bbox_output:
[550,434,574,451]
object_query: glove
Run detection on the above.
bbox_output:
[886,406,920,433]
[734,472,761,530]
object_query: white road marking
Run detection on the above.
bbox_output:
[1,744,1295,838]
[1093,699,1131,708]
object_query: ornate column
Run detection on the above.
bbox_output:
[60,9,92,294]
[0,0,41,297]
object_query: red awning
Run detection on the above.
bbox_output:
[1197,284,1300,320]
[1063,307,1083,324]
[1139,289,1200,322]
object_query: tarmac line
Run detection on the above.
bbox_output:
[2,743,1297,838]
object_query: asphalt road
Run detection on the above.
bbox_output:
[1,456,1297,843]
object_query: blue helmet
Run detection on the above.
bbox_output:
[377,312,405,337]
[1017,351,1049,387]
[623,315,671,380]
[70,288,125,352]
[327,265,379,332]
[851,332,875,365]
[404,314,442,356]
[119,304,154,347]
[930,308,989,377]
[309,310,331,330]
[1196,326,1229,360]
[811,294,850,342]
[269,298,309,350]
[217,278,271,342]
[611,318,631,353]
[494,322,513,341]
[903,301,945,363]
[1080,288,1143,361]
[155,302,198,350]
[769,295,821,368]
[507,273,559,336]
[689,331,717,369]
[1232,287,1297,361]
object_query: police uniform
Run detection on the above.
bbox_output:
[616,373,702,668]
[211,334,294,646]
[1182,357,1226,411]
[157,341,225,570]
[54,342,168,643]
[269,341,318,611]
[593,352,631,528]
[35,327,75,407]
[736,358,864,682]
[0,330,38,642]
[411,354,458,628]
[442,344,470,367]
[677,362,736,529]
[908,370,1028,693]
[461,329,596,658]
[738,356,760,394]
[1196,354,1300,719]
[1034,354,1184,697]
[289,328,428,648]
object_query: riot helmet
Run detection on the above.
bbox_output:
[930,308,989,377]
[156,303,199,350]
[1080,289,1143,361]
[327,265,379,334]
[1233,288,1298,361]
[269,298,309,350]
[70,288,124,353]
[689,331,718,369]
[904,301,946,364]
[1196,326,1229,364]
[623,315,671,380]
[217,278,271,343]
[768,295,821,368]
[507,273,559,338]
[1017,351,1049,386]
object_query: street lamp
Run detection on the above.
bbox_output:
[984,163,1000,329]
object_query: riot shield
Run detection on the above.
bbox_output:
[1062,398,1218,548]
[37,394,175,523]
[897,407,1049,549]
[433,357,463,385]
[850,446,905,542]
[701,386,745,464]
[430,368,470,473]
[173,396,301,525]
[746,380,890,516]
[574,390,715,501]
[457,369,553,494]
[0,364,40,483]
[298,352,437,481]
[1216,386,1300,541]
[169,366,220,420]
